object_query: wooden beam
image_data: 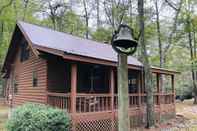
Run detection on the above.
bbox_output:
[71,63,77,113]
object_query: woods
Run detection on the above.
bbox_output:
[0,0,197,128]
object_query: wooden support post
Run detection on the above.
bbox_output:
[171,75,175,104]
[138,72,141,107]
[110,68,115,131]
[117,53,130,131]
[71,63,77,131]
[156,73,160,105]
[71,63,77,113]
[156,73,161,123]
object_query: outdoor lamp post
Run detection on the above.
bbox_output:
[111,24,138,131]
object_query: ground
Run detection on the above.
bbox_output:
[0,103,8,131]
[0,99,196,131]
[149,99,197,131]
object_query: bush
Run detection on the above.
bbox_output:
[6,103,70,131]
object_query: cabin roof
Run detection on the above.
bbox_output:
[18,21,142,66]
[2,21,180,75]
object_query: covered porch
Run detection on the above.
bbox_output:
[45,57,176,129]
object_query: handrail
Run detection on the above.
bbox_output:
[47,92,70,97]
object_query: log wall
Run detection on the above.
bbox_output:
[6,46,47,106]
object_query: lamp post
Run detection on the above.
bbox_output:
[111,24,138,131]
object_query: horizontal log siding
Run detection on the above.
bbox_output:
[9,46,47,106]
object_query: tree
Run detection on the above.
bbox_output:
[178,0,197,104]
[104,0,129,30]
[138,0,155,128]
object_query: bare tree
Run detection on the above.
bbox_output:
[40,0,68,30]
[82,0,89,39]
[103,0,129,30]
[154,0,163,68]
[163,0,183,64]
[96,0,101,28]
[22,0,29,21]
[138,0,155,128]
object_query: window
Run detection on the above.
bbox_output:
[32,71,38,87]
[12,76,18,94]
[128,70,139,93]
[20,40,30,62]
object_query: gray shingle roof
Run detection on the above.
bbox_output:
[18,21,143,66]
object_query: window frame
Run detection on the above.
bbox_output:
[20,39,30,62]
[32,70,38,87]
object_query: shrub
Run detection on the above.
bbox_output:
[6,103,70,131]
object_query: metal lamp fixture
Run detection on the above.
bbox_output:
[112,24,138,55]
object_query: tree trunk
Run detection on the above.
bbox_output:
[138,0,155,128]
[187,19,197,104]
[96,0,100,28]
[23,0,29,21]
[193,30,197,104]
[155,0,164,92]
[155,0,164,68]
[83,0,89,39]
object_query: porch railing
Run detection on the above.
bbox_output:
[47,92,71,112]
[160,93,174,104]
[76,94,111,113]
[114,94,140,109]
[47,92,174,113]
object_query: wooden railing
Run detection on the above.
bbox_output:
[76,94,111,113]
[47,92,174,113]
[114,94,140,109]
[47,92,71,112]
[160,93,174,104]
[141,93,174,105]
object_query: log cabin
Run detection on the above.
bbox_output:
[2,21,179,130]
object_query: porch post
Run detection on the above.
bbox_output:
[110,68,115,130]
[171,75,175,104]
[156,73,161,122]
[71,63,77,113]
[138,72,141,106]
[70,63,77,131]
[156,73,160,105]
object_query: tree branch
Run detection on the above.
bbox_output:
[165,0,178,11]
[163,0,183,58]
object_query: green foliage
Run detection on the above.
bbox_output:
[6,103,70,131]
[91,27,112,43]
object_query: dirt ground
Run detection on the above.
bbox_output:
[147,99,197,131]
[0,99,196,131]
